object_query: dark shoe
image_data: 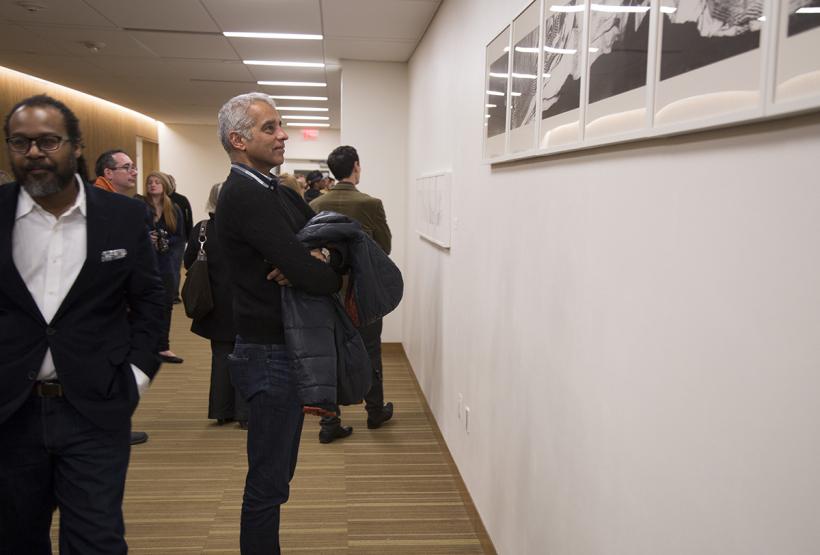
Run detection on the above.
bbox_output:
[130,431,149,445]
[238,420,248,430]
[367,402,394,429]
[216,418,234,425]
[173,297,181,304]
[319,424,352,444]
[160,354,184,364]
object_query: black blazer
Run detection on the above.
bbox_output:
[0,182,166,431]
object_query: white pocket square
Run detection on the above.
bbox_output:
[101,248,127,262]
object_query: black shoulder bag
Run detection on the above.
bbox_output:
[181,221,214,320]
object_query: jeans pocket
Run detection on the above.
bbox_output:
[227,354,251,401]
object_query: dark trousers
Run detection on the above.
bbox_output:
[0,394,130,555]
[169,242,185,300]
[158,271,175,352]
[321,318,384,430]
[229,340,304,555]
[210,340,248,421]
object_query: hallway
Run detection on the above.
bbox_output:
[52,309,493,553]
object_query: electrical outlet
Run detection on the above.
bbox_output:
[458,393,463,420]
[464,406,470,433]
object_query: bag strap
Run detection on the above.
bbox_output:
[197,221,208,261]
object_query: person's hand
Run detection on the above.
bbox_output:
[266,267,291,286]
[310,248,328,263]
[149,230,158,247]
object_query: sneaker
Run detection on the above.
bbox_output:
[319,424,353,444]
[367,402,394,429]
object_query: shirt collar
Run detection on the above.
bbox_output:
[15,174,87,221]
[231,163,279,190]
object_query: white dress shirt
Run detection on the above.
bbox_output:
[12,175,150,396]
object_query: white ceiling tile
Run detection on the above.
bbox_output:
[203,0,321,34]
[18,26,155,58]
[324,37,415,63]
[0,0,114,27]
[322,0,439,41]
[83,0,220,32]
[127,31,237,60]
[227,37,325,63]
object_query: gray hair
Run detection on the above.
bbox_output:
[217,93,278,153]
[206,182,222,213]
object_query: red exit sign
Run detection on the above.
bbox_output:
[302,129,320,141]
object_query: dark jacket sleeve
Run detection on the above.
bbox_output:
[238,186,340,296]
[168,205,186,250]
[126,207,166,378]
[371,199,392,255]
[183,221,203,270]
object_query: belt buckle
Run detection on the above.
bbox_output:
[35,381,63,398]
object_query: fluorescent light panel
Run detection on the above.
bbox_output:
[258,81,326,87]
[797,7,820,13]
[244,60,324,68]
[224,32,322,40]
[277,106,329,112]
[282,115,329,120]
[287,122,330,127]
[270,95,328,101]
[591,3,650,12]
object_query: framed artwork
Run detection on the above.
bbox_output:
[416,172,452,249]
[540,0,585,148]
[654,0,766,128]
[509,1,542,154]
[585,0,652,139]
[484,27,511,159]
[484,0,820,163]
[772,0,820,110]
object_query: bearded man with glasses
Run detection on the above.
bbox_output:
[0,94,165,553]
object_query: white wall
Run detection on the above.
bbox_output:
[340,60,408,343]
[158,123,227,226]
[159,123,341,225]
[405,1,820,554]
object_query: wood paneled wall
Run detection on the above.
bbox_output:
[0,65,157,179]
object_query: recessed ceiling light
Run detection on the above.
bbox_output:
[258,81,327,87]
[277,107,329,112]
[282,115,329,120]
[286,122,330,127]
[269,95,328,101]
[244,60,324,68]
[224,32,323,40]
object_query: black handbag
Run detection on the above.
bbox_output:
[182,221,214,320]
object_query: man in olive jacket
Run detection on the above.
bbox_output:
[309,145,394,443]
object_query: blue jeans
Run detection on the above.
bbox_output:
[229,340,304,555]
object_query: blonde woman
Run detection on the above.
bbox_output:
[144,171,185,364]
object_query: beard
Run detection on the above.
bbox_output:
[13,157,77,198]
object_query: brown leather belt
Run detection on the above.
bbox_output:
[34,381,64,398]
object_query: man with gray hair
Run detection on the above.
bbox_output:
[215,92,344,554]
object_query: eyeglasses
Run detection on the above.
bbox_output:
[6,135,69,154]
[112,164,137,173]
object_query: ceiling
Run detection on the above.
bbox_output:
[0,0,441,128]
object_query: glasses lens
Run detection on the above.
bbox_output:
[8,137,30,152]
[38,136,62,151]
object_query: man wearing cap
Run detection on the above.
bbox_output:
[303,170,325,203]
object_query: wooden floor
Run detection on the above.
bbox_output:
[53,308,494,554]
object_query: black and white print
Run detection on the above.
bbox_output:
[486,52,509,138]
[660,0,764,81]
[587,0,652,104]
[510,27,540,130]
[788,0,820,36]
[541,1,584,120]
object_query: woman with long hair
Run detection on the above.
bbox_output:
[144,171,185,364]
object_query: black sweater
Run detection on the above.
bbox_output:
[215,165,342,344]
